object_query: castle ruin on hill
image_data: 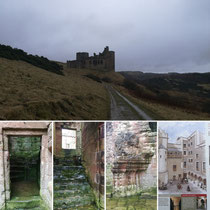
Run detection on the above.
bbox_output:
[67,46,115,72]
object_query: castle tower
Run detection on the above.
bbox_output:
[76,52,89,61]
[102,46,115,72]
[158,129,168,186]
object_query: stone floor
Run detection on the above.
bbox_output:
[6,181,48,209]
[106,195,157,210]
[11,181,39,197]
[159,180,206,194]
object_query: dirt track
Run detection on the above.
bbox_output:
[106,85,152,120]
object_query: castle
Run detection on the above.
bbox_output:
[67,46,115,72]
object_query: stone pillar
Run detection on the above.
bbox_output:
[0,129,6,209]
[171,197,181,210]
[112,158,151,196]
[3,134,10,201]
[40,133,52,209]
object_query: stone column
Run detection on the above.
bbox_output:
[171,197,181,210]
[0,130,6,209]
[3,134,10,201]
[40,126,52,210]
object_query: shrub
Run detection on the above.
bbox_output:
[123,78,137,90]
[85,74,101,83]
[0,44,63,75]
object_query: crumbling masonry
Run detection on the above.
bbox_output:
[67,46,115,72]
[106,122,157,197]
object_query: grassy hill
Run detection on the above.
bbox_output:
[0,55,209,120]
[119,71,210,119]
[0,58,113,120]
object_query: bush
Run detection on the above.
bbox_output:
[101,77,112,83]
[0,44,63,75]
[202,100,210,113]
[85,74,101,83]
[123,78,137,90]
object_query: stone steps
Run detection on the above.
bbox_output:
[54,177,87,184]
[54,157,81,166]
[54,182,90,191]
[6,196,45,210]
[54,195,95,209]
[54,158,97,210]
[54,189,94,198]
[54,165,83,170]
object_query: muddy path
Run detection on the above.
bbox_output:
[106,85,152,120]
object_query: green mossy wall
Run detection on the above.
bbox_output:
[9,136,41,160]
[9,136,41,183]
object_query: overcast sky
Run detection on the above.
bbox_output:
[0,0,209,72]
[159,122,205,143]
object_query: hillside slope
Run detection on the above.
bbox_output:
[1,57,209,120]
[0,58,111,120]
[119,71,210,119]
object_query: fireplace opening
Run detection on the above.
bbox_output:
[9,136,41,197]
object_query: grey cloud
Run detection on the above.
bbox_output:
[0,0,209,72]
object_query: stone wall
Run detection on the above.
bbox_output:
[81,122,104,209]
[106,121,157,197]
[54,122,81,158]
[9,136,41,183]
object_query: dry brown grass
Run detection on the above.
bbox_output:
[0,58,110,120]
[115,85,210,120]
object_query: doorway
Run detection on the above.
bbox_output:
[9,136,41,198]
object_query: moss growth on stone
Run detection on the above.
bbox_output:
[9,136,41,160]
[107,195,157,210]
[6,196,41,209]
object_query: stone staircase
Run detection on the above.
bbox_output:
[54,158,97,210]
[10,158,39,183]
[6,196,48,210]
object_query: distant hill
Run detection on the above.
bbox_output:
[120,71,210,114]
[0,44,63,75]
[120,71,210,96]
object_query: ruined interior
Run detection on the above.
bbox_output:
[9,136,41,198]
[0,122,52,210]
[106,121,157,209]
[54,122,104,210]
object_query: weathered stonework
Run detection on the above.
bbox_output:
[54,122,104,209]
[106,122,157,197]
[82,122,104,209]
[67,46,115,72]
[0,122,52,210]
